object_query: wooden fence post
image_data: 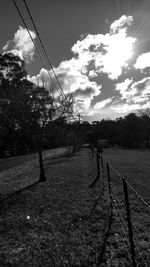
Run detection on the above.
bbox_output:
[101,156,104,173]
[123,178,136,267]
[106,163,113,211]
[88,150,100,189]
[38,145,46,182]
[96,151,100,180]
[100,156,104,191]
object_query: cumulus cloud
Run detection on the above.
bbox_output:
[115,76,150,108]
[95,31,136,79]
[29,58,101,115]
[110,15,134,33]
[134,51,150,70]
[3,26,36,63]
[28,15,136,117]
[131,77,150,103]
[111,102,142,113]
[87,98,113,117]
[115,78,134,99]
[93,98,113,110]
[71,15,136,80]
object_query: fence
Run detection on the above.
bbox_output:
[89,149,150,266]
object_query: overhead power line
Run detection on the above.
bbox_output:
[12,0,65,103]
[12,0,55,89]
[22,0,67,101]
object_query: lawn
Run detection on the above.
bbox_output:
[101,148,150,266]
[0,147,149,266]
[0,147,64,174]
[0,148,110,266]
[104,148,150,199]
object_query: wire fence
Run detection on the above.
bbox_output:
[0,146,149,265]
[89,149,150,267]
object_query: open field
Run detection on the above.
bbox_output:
[0,148,110,266]
[0,148,65,200]
[0,147,149,266]
[102,148,150,266]
[0,147,65,174]
[104,148,150,199]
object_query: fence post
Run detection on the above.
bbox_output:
[96,151,100,180]
[123,178,136,267]
[106,163,113,211]
[88,150,100,189]
[101,156,104,173]
[38,146,46,182]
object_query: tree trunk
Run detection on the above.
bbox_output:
[145,125,149,149]
[38,142,46,182]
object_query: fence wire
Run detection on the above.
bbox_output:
[91,149,149,266]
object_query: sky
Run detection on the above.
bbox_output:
[1,0,150,122]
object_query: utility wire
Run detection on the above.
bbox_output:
[12,0,54,88]
[12,0,63,106]
[22,0,67,101]
[12,0,73,118]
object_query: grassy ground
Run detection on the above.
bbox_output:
[0,148,64,174]
[102,148,150,266]
[104,148,150,199]
[0,147,149,266]
[0,148,111,266]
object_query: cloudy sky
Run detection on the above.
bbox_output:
[1,0,150,121]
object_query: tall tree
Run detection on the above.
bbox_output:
[0,53,73,181]
[138,108,150,149]
[120,113,142,148]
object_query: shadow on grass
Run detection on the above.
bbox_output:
[0,180,40,204]
[0,152,69,206]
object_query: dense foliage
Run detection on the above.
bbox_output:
[82,111,150,149]
[0,53,55,158]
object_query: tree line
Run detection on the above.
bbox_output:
[0,53,150,164]
[0,53,74,180]
[83,111,150,149]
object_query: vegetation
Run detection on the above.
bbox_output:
[1,53,150,161]
[0,149,108,266]
[103,148,150,266]
[0,52,149,265]
[0,147,149,266]
[0,52,74,181]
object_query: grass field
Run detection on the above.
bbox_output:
[102,148,150,266]
[0,147,149,266]
[104,148,150,199]
[0,147,64,174]
[0,148,65,200]
[0,148,110,266]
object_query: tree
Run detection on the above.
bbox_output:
[138,108,150,149]
[120,113,142,148]
[0,53,73,181]
[0,53,33,156]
